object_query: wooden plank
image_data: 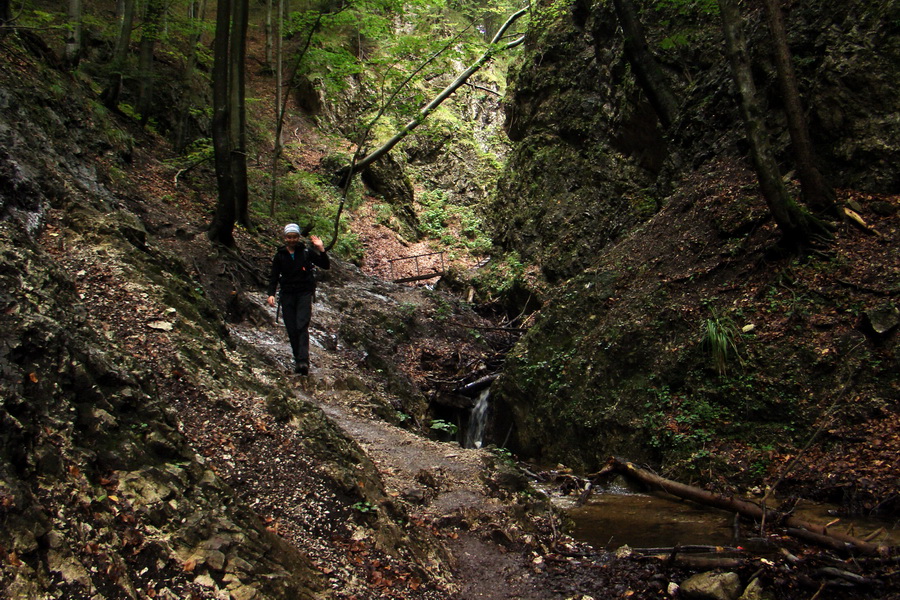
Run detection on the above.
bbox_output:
[393,272,443,284]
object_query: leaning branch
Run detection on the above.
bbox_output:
[350,8,527,174]
[325,7,526,251]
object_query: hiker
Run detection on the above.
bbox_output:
[267,223,330,375]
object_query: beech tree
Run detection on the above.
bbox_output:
[64,0,82,67]
[101,0,137,109]
[208,0,251,247]
[760,0,838,218]
[612,0,678,129]
[137,0,165,125]
[717,0,828,246]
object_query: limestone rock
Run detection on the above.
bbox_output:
[680,571,742,600]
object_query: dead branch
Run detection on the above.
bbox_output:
[603,457,890,556]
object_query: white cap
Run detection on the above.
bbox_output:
[283,223,301,235]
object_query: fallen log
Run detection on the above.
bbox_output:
[601,457,889,556]
[454,374,498,396]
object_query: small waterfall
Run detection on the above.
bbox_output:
[464,389,490,449]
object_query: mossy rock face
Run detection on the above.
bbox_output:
[361,153,421,239]
[489,2,660,284]
[492,0,900,290]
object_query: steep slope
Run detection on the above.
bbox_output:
[490,0,900,283]
[489,0,899,511]
[0,36,482,599]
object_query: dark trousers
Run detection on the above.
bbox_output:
[281,292,313,366]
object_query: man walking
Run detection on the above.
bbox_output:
[267,223,330,375]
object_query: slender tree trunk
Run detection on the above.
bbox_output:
[101,0,137,109]
[64,0,83,67]
[137,0,165,125]
[230,0,251,230]
[612,0,679,128]
[760,0,838,218]
[717,0,827,246]
[269,0,284,216]
[0,0,11,27]
[209,0,237,247]
[175,0,206,152]
[265,0,273,68]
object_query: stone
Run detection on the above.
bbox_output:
[680,571,742,600]
[865,304,899,335]
[738,578,771,600]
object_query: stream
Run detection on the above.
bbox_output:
[551,484,900,551]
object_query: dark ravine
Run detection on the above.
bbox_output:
[486,0,900,510]
[2,4,900,600]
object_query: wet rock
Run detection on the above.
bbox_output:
[738,578,772,600]
[680,571,742,600]
[402,487,427,504]
[864,304,899,336]
[46,547,91,588]
[484,462,530,496]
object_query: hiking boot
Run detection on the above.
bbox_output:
[294,363,309,376]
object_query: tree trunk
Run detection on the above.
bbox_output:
[269,0,284,216]
[137,0,165,125]
[209,0,251,245]
[209,0,237,247]
[64,0,83,67]
[0,0,12,29]
[101,0,137,109]
[265,0,273,67]
[174,0,206,152]
[612,0,679,129]
[230,0,251,230]
[717,0,827,246]
[760,0,838,218]
[602,458,888,556]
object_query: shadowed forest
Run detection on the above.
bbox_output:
[0,0,897,598]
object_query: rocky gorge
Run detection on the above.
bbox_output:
[1,0,899,598]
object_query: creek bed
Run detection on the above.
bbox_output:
[554,488,899,552]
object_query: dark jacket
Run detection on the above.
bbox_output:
[267,243,330,297]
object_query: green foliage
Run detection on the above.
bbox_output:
[417,189,492,254]
[642,385,725,459]
[490,446,515,464]
[351,501,377,513]
[430,419,458,434]
[248,168,364,262]
[652,0,718,17]
[472,251,525,300]
[530,0,570,33]
[702,311,741,376]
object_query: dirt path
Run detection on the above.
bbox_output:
[231,287,564,600]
